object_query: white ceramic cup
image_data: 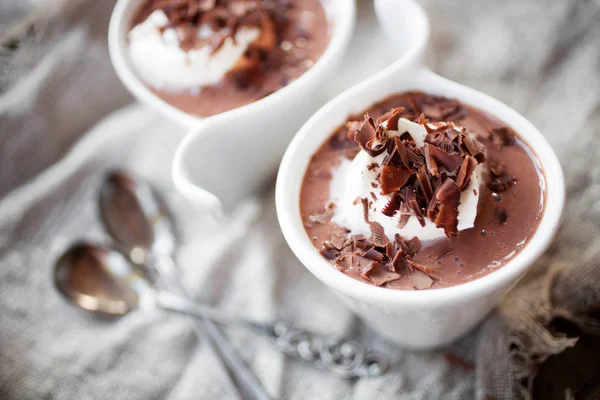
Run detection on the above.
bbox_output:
[109,0,356,215]
[275,0,565,349]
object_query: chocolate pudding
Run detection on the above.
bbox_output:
[300,92,545,290]
[129,0,330,117]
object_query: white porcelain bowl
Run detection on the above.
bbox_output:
[275,0,565,349]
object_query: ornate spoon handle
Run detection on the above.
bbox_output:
[249,321,388,379]
[156,292,388,379]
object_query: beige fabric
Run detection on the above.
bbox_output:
[1,0,600,399]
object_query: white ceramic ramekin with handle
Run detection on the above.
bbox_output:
[110,0,356,215]
[275,0,565,349]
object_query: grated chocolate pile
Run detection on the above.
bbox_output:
[147,0,296,88]
[319,107,514,289]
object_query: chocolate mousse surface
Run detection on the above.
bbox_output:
[300,91,545,290]
[132,0,330,117]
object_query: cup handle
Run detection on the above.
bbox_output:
[172,148,225,219]
[374,0,430,71]
[172,105,289,217]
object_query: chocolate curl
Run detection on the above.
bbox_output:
[379,107,405,131]
[394,136,411,168]
[433,179,461,237]
[424,145,439,177]
[455,156,478,191]
[381,193,402,217]
[353,114,387,157]
[416,166,434,203]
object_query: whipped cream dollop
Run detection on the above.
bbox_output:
[331,117,484,242]
[128,10,260,91]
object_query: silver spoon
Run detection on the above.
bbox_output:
[54,243,388,379]
[98,170,269,400]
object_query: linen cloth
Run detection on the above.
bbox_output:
[1,0,600,399]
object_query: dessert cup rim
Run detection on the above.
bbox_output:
[108,0,357,128]
[276,69,565,307]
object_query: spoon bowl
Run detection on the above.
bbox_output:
[99,170,175,259]
[54,243,143,316]
[274,0,565,348]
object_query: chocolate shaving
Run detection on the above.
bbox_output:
[335,246,354,269]
[393,137,410,168]
[385,242,396,259]
[417,113,429,125]
[397,209,411,230]
[423,145,439,177]
[391,249,408,272]
[353,234,371,251]
[408,260,440,280]
[410,270,433,289]
[379,165,411,195]
[455,156,477,191]
[360,197,370,223]
[416,166,434,203]
[356,256,375,277]
[381,193,402,217]
[351,233,366,242]
[406,237,422,255]
[395,233,410,254]
[426,130,455,153]
[406,148,425,167]
[403,187,426,227]
[433,179,461,237]
[362,261,402,286]
[428,145,463,173]
[319,248,338,261]
[379,107,405,131]
[353,114,387,157]
[461,134,486,163]
[369,221,389,247]
[330,233,347,250]
[363,248,386,262]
